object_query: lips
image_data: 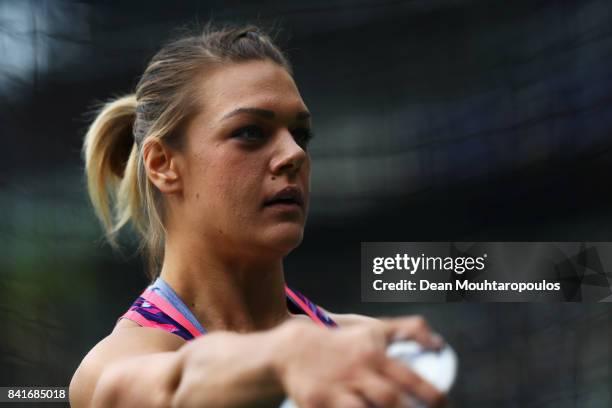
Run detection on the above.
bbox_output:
[264,186,304,208]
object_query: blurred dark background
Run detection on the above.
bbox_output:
[1,0,611,406]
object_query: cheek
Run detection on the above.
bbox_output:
[193,151,265,221]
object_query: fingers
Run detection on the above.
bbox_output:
[379,357,447,407]
[283,315,448,408]
[378,316,444,350]
[354,372,414,408]
[327,392,368,408]
[299,388,369,408]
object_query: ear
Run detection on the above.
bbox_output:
[143,139,182,194]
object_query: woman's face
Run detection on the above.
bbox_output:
[176,60,312,259]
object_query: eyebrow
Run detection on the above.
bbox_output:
[220,107,311,122]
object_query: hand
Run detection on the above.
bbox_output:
[274,316,447,408]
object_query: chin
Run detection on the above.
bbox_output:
[264,223,305,255]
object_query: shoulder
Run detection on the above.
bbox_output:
[69,320,185,408]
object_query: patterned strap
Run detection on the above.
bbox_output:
[120,284,337,340]
[285,286,338,328]
[141,289,202,338]
[121,295,197,340]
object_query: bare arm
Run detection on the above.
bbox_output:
[72,327,287,408]
[91,351,184,407]
[170,330,286,408]
[72,317,446,408]
[70,325,185,408]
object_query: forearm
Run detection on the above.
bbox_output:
[91,328,291,408]
[171,330,287,408]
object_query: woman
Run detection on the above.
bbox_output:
[70,25,446,408]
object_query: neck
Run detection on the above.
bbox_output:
[159,232,291,333]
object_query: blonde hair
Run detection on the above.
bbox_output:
[82,24,292,280]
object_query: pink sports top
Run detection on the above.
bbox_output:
[120,277,338,340]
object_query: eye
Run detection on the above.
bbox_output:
[231,125,266,142]
[292,127,315,149]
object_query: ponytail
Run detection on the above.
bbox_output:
[82,95,140,249]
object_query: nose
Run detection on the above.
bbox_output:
[269,129,307,177]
